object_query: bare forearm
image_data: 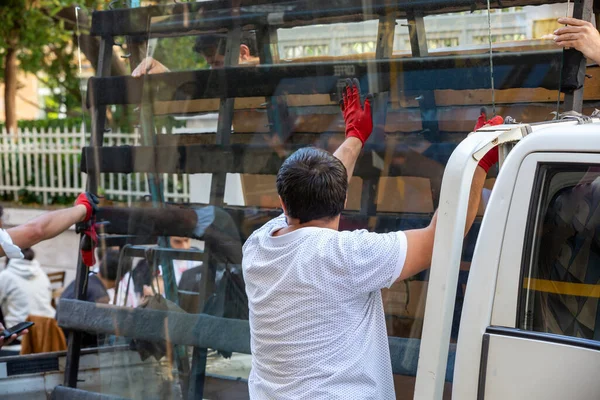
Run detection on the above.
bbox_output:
[465,166,487,236]
[5,205,87,253]
[397,166,486,282]
[333,137,363,181]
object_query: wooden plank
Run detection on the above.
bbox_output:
[154,103,584,136]
[153,101,600,138]
[153,94,338,114]
[229,102,597,134]
[150,64,600,117]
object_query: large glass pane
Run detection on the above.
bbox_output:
[14,1,585,400]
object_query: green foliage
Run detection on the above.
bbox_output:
[153,35,208,71]
[0,1,207,130]
[0,0,100,119]
[0,117,91,131]
[0,114,187,136]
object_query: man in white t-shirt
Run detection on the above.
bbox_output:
[242,79,496,399]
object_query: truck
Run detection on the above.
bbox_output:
[1,0,599,399]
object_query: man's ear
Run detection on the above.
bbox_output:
[239,44,251,62]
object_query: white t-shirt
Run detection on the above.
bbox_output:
[242,215,407,399]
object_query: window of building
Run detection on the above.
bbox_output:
[472,33,526,44]
[533,19,563,39]
[518,164,600,340]
[427,37,459,49]
[340,41,376,55]
[283,44,329,59]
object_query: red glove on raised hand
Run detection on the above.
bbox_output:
[474,109,504,173]
[340,78,373,147]
[75,192,99,222]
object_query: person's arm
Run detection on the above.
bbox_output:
[334,78,373,181]
[396,112,501,281]
[4,206,87,257]
[399,166,487,280]
[333,137,363,182]
[554,17,600,65]
[0,193,98,258]
[131,57,170,77]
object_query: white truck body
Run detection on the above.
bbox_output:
[417,119,600,399]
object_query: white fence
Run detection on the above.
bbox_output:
[0,127,190,206]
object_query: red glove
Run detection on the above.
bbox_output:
[340,78,373,146]
[75,192,99,266]
[80,224,98,267]
[75,192,99,222]
[474,110,504,173]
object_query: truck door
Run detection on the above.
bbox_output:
[477,153,600,399]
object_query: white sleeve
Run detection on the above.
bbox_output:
[338,230,407,293]
[0,229,23,259]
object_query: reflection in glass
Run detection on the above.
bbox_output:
[53,1,582,399]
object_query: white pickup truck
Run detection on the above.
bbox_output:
[1,118,599,400]
[416,117,600,399]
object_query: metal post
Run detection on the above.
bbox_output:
[407,10,440,142]
[190,26,243,400]
[407,11,428,57]
[187,347,208,399]
[127,25,193,395]
[88,37,113,192]
[361,14,395,217]
[257,25,293,143]
[63,246,88,387]
[64,35,113,388]
[563,0,594,112]
[211,27,241,207]
[596,0,600,30]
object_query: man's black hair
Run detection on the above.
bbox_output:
[276,147,348,224]
[22,248,34,261]
[98,248,126,282]
[131,259,153,295]
[194,30,258,57]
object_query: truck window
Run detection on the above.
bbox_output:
[518,164,600,340]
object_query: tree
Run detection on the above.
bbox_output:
[0,0,115,132]
[1,0,74,132]
[1,1,208,133]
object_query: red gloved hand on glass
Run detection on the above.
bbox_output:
[340,78,373,147]
[75,192,99,266]
[474,109,504,173]
[75,192,99,222]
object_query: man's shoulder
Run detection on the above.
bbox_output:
[244,214,287,245]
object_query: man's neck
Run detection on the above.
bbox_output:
[273,216,338,236]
